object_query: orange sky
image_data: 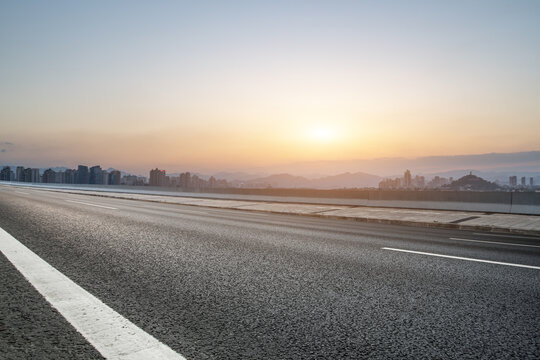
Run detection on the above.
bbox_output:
[1,2,539,174]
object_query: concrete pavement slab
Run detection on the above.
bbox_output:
[237,203,347,214]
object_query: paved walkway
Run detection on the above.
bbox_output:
[16,186,538,237]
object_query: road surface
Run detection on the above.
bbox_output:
[1,186,539,359]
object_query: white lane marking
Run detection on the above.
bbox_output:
[110,203,210,216]
[65,200,117,210]
[382,247,540,270]
[449,237,540,249]
[15,191,30,195]
[473,232,540,240]
[180,210,210,215]
[243,212,271,216]
[0,227,186,360]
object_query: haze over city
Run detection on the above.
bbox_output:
[1,1,540,175]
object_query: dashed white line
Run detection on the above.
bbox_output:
[0,226,186,360]
[65,200,117,210]
[182,210,211,215]
[382,247,540,270]
[15,191,30,195]
[449,237,540,248]
[473,232,540,240]
[242,212,271,216]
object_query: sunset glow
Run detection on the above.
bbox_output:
[1,1,539,175]
[307,126,338,143]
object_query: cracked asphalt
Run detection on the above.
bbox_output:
[1,186,539,359]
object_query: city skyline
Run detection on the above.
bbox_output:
[1,160,537,190]
[1,1,540,172]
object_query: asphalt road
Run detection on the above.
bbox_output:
[1,185,539,359]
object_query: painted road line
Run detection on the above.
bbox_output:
[65,200,117,210]
[449,237,540,249]
[171,209,210,215]
[107,202,211,216]
[0,227,186,360]
[183,210,211,215]
[473,232,540,240]
[15,191,30,195]
[382,247,540,270]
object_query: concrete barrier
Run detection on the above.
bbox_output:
[1,182,539,215]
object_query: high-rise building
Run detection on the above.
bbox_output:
[123,175,138,185]
[179,172,191,188]
[64,169,76,184]
[89,165,103,185]
[23,168,32,182]
[31,168,40,183]
[413,175,425,188]
[0,166,11,181]
[102,170,109,185]
[77,165,89,184]
[521,177,526,187]
[42,169,56,183]
[55,171,65,183]
[509,176,517,187]
[530,177,534,187]
[403,170,412,188]
[149,168,166,186]
[108,170,121,185]
[16,166,24,182]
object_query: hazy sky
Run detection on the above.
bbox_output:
[1,1,539,174]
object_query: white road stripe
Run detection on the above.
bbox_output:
[243,212,270,216]
[0,227,186,360]
[473,232,540,240]
[382,247,540,270]
[180,210,211,215]
[449,237,540,248]
[15,191,30,195]
[66,200,117,210]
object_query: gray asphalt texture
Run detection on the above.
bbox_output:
[1,186,539,359]
[0,252,104,360]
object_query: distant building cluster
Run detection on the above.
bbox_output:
[508,175,534,189]
[0,164,145,186]
[0,164,230,189]
[149,168,228,189]
[1,163,536,192]
[378,171,537,191]
[379,170,452,190]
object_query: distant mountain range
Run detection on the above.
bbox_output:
[262,151,540,178]
[234,172,382,189]
[214,151,540,188]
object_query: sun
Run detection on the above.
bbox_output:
[307,126,337,142]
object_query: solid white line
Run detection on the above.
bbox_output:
[0,227,186,360]
[15,191,30,195]
[450,237,540,248]
[65,200,117,210]
[473,232,540,240]
[382,247,540,270]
